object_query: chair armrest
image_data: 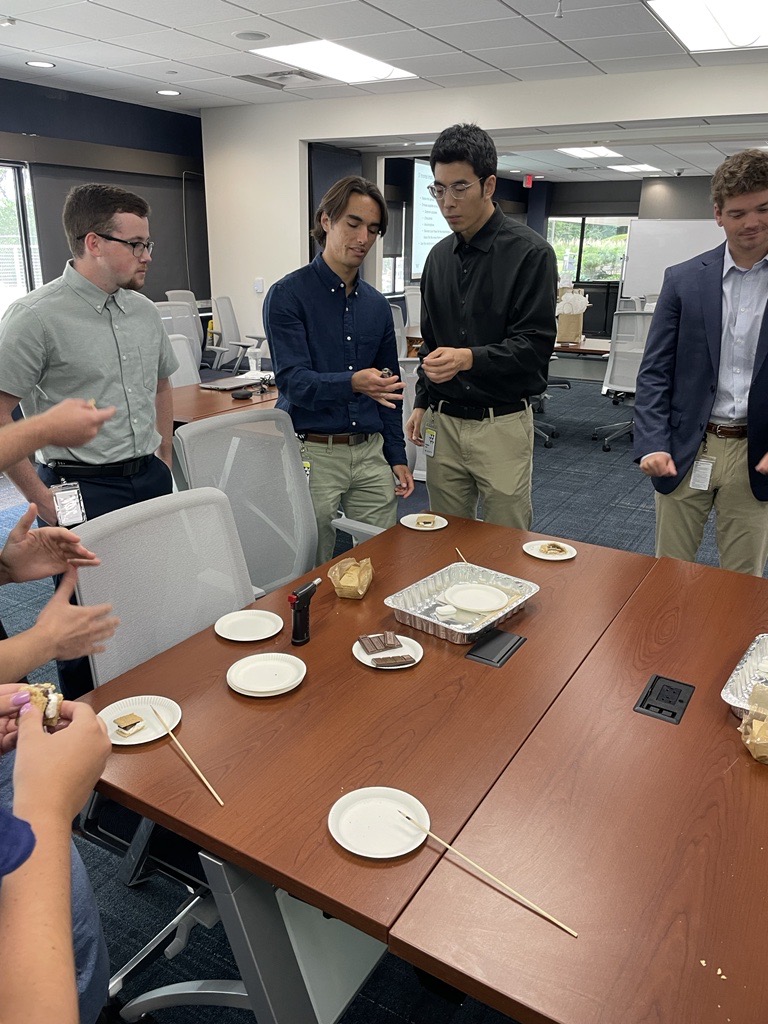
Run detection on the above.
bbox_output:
[331,515,385,546]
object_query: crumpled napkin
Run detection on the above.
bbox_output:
[556,293,590,315]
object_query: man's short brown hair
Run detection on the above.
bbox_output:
[63,183,151,258]
[311,176,387,247]
[711,149,768,209]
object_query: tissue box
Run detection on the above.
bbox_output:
[556,313,583,343]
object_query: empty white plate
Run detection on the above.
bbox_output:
[328,787,430,858]
[400,514,448,531]
[215,610,283,641]
[227,653,306,697]
[98,696,182,747]
[352,634,424,670]
[523,540,577,561]
[443,583,508,613]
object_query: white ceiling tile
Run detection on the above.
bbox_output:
[176,50,295,75]
[186,76,303,101]
[285,83,372,99]
[0,21,87,50]
[90,0,257,30]
[594,53,698,73]
[528,4,665,40]
[618,117,709,130]
[507,0,639,11]
[357,77,442,94]
[363,0,518,29]
[396,51,497,75]
[695,49,768,67]
[262,1,410,40]
[2,0,77,12]
[114,60,224,83]
[35,39,157,65]
[329,29,453,60]
[22,3,162,39]
[424,69,517,89]
[432,17,552,51]
[182,16,315,49]
[574,32,685,60]
[512,62,604,80]
[101,30,234,61]
[37,67,161,89]
[473,41,583,69]
[238,0,346,11]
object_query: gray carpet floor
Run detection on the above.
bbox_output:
[0,381,739,1023]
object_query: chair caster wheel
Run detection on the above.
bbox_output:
[591,433,598,441]
[629,432,634,441]
[551,430,559,438]
[602,444,611,452]
[544,440,554,448]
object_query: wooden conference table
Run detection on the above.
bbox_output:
[391,556,768,1024]
[83,517,653,1021]
[171,383,279,425]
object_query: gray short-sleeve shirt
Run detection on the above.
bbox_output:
[0,261,178,464]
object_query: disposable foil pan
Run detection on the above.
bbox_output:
[384,562,539,645]
[721,634,768,718]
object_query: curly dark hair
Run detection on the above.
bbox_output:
[429,123,497,180]
[311,176,387,247]
[63,184,150,258]
[711,149,768,209]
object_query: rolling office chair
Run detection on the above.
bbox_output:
[213,295,267,374]
[74,489,256,1017]
[592,311,652,451]
[168,333,201,388]
[165,289,227,369]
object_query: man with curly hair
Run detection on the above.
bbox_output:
[634,149,768,574]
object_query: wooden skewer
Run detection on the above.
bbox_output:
[398,811,577,938]
[455,547,468,563]
[152,706,224,807]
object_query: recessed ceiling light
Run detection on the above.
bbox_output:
[157,89,180,96]
[235,30,270,41]
[251,40,416,85]
[534,175,545,179]
[26,60,55,68]
[557,146,623,159]
[608,164,661,173]
[649,0,768,51]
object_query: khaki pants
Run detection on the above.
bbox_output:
[423,405,534,529]
[655,434,768,576]
[303,433,397,565]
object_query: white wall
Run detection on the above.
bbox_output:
[201,63,768,333]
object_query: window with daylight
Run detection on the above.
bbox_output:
[0,164,41,318]
[547,216,631,282]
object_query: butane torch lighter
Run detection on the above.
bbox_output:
[288,577,322,646]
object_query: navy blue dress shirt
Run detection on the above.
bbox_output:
[265,253,407,468]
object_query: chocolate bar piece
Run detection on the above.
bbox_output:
[358,633,401,655]
[372,654,416,667]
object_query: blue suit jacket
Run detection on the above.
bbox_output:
[633,242,768,500]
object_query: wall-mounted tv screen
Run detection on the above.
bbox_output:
[411,159,452,278]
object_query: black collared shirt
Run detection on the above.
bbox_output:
[415,204,557,409]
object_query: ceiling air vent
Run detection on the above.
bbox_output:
[234,69,325,90]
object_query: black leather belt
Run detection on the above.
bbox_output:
[430,399,526,421]
[46,455,153,478]
[706,422,747,439]
[301,433,370,446]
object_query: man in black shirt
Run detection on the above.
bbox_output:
[405,123,557,528]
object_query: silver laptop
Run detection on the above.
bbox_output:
[199,372,275,392]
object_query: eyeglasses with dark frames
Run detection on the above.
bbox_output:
[77,233,155,257]
[428,178,484,201]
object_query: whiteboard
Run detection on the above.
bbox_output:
[621,219,724,298]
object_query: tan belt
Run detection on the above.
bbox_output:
[706,422,747,439]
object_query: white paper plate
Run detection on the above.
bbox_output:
[523,540,577,561]
[227,653,305,697]
[352,634,424,670]
[443,583,508,613]
[215,609,283,642]
[99,696,182,747]
[400,514,448,531]
[328,787,430,858]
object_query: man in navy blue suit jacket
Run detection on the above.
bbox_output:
[634,149,768,576]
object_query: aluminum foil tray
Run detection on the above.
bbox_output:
[721,634,768,718]
[384,562,539,645]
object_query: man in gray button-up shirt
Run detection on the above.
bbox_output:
[0,183,178,696]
